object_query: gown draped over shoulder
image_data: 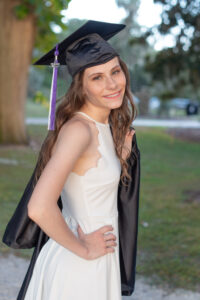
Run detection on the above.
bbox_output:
[24,111,122,300]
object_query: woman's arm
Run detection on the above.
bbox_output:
[27,120,92,259]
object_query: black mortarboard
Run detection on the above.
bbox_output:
[33,20,126,130]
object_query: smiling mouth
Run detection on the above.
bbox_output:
[103,90,121,99]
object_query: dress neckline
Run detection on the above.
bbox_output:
[75,111,110,127]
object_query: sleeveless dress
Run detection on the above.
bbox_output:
[24,111,122,300]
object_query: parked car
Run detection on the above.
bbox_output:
[167,98,199,115]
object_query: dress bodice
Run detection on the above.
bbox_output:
[60,111,121,235]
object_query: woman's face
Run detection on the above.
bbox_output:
[82,56,126,111]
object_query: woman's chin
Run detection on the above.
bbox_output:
[107,99,123,110]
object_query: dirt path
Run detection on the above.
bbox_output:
[0,254,200,300]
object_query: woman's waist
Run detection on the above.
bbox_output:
[62,211,118,236]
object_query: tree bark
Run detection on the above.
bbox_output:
[0,0,36,144]
[135,88,150,117]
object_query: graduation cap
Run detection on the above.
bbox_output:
[33,20,126,130]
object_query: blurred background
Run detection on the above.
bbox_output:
[0,0,200,298]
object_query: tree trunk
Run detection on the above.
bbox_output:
[135,88,150,117]
[0,0,36,144]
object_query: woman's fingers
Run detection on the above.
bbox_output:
[106,247,115,253]
[99,225,114,234]
[126,128,135,137]
[103,232,116,241]
[105,240,117,247]
[122,128,135,160]
[77,224,117,260]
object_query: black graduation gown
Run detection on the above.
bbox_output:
[2,130,140,299]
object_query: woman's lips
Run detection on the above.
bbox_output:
[103,90,121,99]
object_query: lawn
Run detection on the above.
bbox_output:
[136,127,200,291]
[25,99,48,118]
[0,102,200,291]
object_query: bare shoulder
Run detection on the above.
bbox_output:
[52,117,92,156]
[59,117,91,140]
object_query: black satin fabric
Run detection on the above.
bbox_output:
[3,165,41,249]
[118,132,141,295]
[66,33,119,77]
[2,130,140,298]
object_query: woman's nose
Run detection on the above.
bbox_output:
[105,76,118,89]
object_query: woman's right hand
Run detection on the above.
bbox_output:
[77,224,117,260]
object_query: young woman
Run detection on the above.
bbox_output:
[3,21,140,300]
[25,55,136,299]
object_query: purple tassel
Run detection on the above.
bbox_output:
[48,44,60,130]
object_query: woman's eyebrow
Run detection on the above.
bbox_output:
[88,64,121,77]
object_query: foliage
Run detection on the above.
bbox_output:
[27,19,86,103]
[114,0,153,94]
[13,0,71,53]
[33,91,49,109]
[145,0,200,101]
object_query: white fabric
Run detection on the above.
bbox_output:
[24,111,122,300]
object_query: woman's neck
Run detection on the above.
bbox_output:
[78,106,110,125]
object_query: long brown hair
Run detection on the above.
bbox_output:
[33,56,137,186]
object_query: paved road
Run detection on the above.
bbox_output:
[0,254,200,300]
[26,118,200,128]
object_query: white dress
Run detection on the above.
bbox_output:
[24,111,122,300]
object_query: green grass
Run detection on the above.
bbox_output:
[136,127,200,291]
[25,99,48,118]
[0,125,47,258]
[0,119,200,291]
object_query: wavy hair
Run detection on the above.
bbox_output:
[33,56,137,186]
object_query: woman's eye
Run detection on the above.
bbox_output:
[113,69,120,75]
[93,75,101,80]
